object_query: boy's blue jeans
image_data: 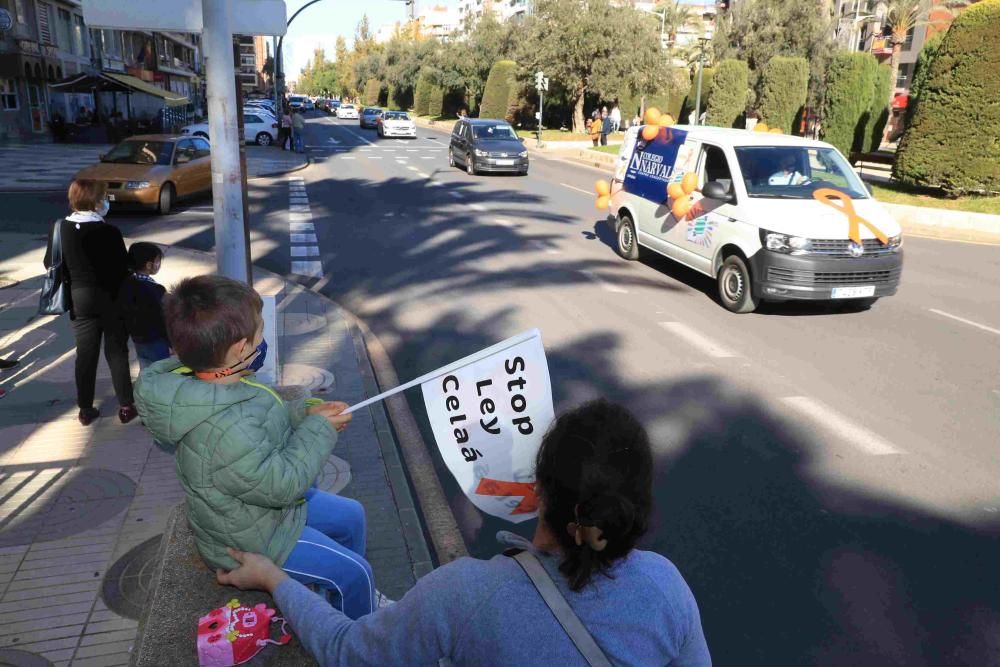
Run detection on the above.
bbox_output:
[293,130,304,153]
[281,488,375,620]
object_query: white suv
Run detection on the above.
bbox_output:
[336,104,359,120]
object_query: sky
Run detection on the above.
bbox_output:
[281,0,453,82]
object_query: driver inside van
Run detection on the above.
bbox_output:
[768,154,808,186]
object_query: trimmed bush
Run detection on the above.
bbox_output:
[895,0,1000,194]
[904,31,944,128]
[862,65,892,153]
[413,73,432,116]
[479,60,517,120]
[756,57,809,135]
[821,52,880,156]
[363,79,381,106]
[427,87,445,118]
[705,60,748,128]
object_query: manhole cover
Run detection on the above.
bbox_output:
[284,313,326,336]
[0,468,136,548]
[0,648,54,667]
[281,364,335,392]
[100,534,163,620]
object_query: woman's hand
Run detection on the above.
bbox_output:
[216,547,288,594]
[306,400,352,432]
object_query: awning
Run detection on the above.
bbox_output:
[105,73,189,107]
[49,72,133,94]
[892,94,909,110]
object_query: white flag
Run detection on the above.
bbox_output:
[420,330,554,523]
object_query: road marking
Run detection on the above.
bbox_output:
[927,308,1000,336]
[289,205,311,213]
[338,126,374,145]
[291,261,323,278]
[417,172,430,178]
[493,218,513,227]
[290,221,314,232]
[291,246,320,257]
[327,137,341,145]
[407,149,418,152]
[290,233,317,243]
[340,156,356,160]
[447,191,462,199]
[407,166,420,172]
[658,322,736,358]
[368,156,383,159]
[530,240,561,255]
[469,203,487,212]
[580,270,628,294]
[287,177,304,182]
[560,183,592,196]
[780,396,903,456]
[289,197,309,204]
[421,156,435,159]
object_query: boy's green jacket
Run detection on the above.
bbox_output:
[134,359,338,570]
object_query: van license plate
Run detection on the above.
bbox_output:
[495,159,515,166]
[831,286,875,299]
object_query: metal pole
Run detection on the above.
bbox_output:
[273,36,281,114]
[694,39,706,126]
[233,38,253,284]
[537,87,543,148]
[202,0,250,282]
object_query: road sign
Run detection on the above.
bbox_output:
[82,0,286,35]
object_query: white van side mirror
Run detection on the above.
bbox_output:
[702,180,735,203]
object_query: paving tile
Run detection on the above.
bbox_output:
[0,621,84,647]
[82,617,137,635]
[69,652,131,667]
[78,629,136,647]
[0,589,95,614]
[73,639,135,660]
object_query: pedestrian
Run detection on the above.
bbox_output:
[600,109,612,146]
[43,179,136,426]
[217,399,711,666]
[279,107,292,150]
[590,110,602,147]
[134,275,390,619]
[633,112,641,128]
[610,103,622,133]
[119,242,170,372]
[292,109,305,153]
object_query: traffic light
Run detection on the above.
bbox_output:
[535,71,545,89]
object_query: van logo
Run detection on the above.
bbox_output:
[848,241,864,257]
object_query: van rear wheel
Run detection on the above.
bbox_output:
[718,254,758,313]
[616,214,640,260]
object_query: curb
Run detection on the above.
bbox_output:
[249,151,312,180]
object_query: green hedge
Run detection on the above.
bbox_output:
[413,73,432,116]
[821,52,880,156]
[895,0,1000,194]
[427,87,445,118]
[862,65,892,153]
[705,60,748,128]
[904,31,944,128]
[479,60,517,120]
[756,56,809,134]
[363,79,381,106]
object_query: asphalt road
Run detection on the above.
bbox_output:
[5,112,999,665]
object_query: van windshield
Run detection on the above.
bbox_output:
[473,124,517,140]
[734,146,868,200]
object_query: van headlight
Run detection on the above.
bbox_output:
[887,234,902,252]
[761,230,810,254]
[474,149,489,157]
[519,151,528,158]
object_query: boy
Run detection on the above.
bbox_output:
[119,242,170,370]
[135,275,383,619]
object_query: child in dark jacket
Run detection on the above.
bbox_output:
[119,242,170,370]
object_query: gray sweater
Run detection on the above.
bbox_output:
[273,532,711,666]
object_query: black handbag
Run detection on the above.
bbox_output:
[38,220,71,315]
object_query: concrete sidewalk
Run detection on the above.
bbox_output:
[0,234,429,666]
[0,143,307,192]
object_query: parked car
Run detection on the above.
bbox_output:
[330,100,341,112]
[378,111,416,139]
[72,135,211,215]
[607,125,903,313]
[288,95,306,111]
[336,104,359,120]
[182,111,278,146]
[360,107,383,129]
[449,118,528,176]
[244,104,276,120]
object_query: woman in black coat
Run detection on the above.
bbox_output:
[44,179,136,425]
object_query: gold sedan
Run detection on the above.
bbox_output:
[73,134,211,214]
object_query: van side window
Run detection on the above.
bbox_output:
[701,145,733,193]
[452,122,462,137]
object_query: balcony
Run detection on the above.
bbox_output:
[871,36,892,54]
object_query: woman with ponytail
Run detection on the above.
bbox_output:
[218,399,711,666]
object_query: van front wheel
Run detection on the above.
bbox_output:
[718,255,758,313]
[616,215,640,260]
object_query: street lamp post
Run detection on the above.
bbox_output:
[693,36,709,126]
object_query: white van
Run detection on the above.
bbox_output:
[608,126,903,312]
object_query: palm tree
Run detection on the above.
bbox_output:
[656,0,699,46]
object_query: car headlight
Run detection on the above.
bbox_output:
[125,181,151,190]
[887,234,903,252]
[519,151,528,158]
[474,149,488,157]
[761,230,810,255]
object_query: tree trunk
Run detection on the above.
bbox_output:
[573,89,586,134]
[883,41,902,144]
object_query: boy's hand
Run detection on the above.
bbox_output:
[306,400,352,432]
[216,547,288,593]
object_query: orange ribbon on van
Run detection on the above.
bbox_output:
[812,188,888,245]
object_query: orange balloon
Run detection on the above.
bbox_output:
[595,180,611,196]
[596,194,611,210]
[644,107,662,126]
[768,127,783,134]
[657,113,675,127]
[753,122,770,133]
[681,172,699,195]
[641,125,660,142]
[671,194,692,219]
[667,182,685,201]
